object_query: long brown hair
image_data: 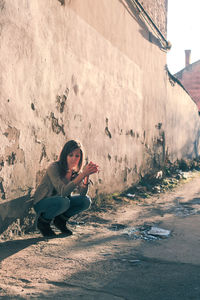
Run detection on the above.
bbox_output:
[58,140,83,177]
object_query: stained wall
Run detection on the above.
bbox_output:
[0,0,199,212]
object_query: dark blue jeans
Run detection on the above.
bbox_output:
[34,194,91,220]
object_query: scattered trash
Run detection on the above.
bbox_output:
[152,186,161,193]
[122,165,197,202]
[122,224,171,241]
[174,205,198,217]
[136,186,146,191]
[178,171,191,179]
[147,226,171,238]
[156,171,163,179]
[126,193,135,199]
[123,227,139,237]
[128,259,140,263]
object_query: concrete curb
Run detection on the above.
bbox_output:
[0,194,33,234]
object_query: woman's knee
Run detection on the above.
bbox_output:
[83,195,92,210]
[41,196,70,213]
[56,196,70,212]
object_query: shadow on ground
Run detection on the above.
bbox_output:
[16,253,200,300]
[0,237,44,262]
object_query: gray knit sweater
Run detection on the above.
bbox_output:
[33,162,87,205]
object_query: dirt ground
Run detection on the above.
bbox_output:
[0,172,200,300]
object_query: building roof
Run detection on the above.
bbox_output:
[174,59,200,78]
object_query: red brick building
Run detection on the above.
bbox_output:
[174,50,200,112]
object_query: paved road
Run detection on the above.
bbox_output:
[0,173,200,299]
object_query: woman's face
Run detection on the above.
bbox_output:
[67,148,81,170]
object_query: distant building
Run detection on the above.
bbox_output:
[174,50,200,112]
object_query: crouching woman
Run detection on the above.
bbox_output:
[33,140,99,237]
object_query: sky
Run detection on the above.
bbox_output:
[167,0,200,74]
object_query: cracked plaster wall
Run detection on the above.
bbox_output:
[0,0,200,207]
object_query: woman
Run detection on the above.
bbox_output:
[33,140,99,237]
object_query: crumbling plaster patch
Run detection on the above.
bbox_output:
[35,169,47,188]
[0,0,5,11]
[3,126,25,166]
[105,118,112,139]
[0,157,4,171]
[49,112,65,135]
[39,144,48,163]
[31,125,60,166]
[56,88,69,113]
[3,126,20,142]
[58,0,65,6]
[0,177,5,199]
[0,125,27,200]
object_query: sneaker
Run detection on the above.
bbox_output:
[37,215,56,237]
[53,215,72,236]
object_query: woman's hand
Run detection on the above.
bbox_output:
[71,162,99,187]
[82,161,99,177]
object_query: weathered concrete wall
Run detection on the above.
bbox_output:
[166,73,200,161]
[0,0,200,232]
